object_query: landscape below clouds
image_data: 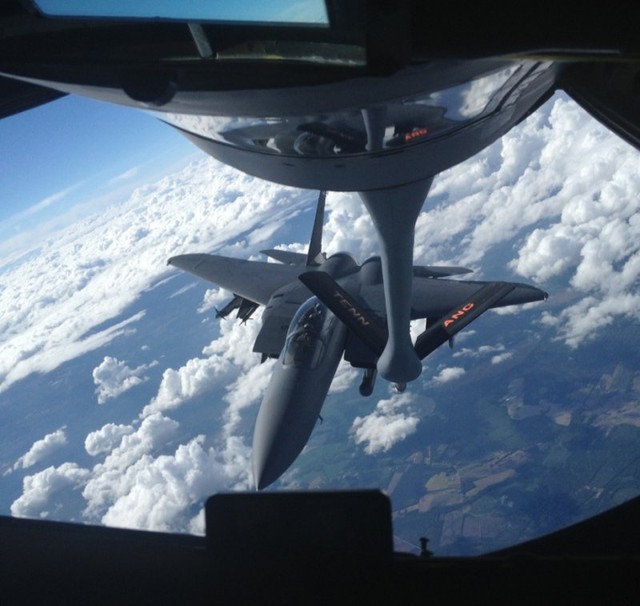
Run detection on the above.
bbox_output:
[1,93,639,552]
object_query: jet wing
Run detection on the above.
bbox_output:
[168,253,301,305]
[356,277,547,321]
[355,278,492,320]
[406,277,547,319]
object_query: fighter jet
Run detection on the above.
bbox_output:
[169,191,546,489]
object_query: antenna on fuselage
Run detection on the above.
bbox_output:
[306,190,326,267]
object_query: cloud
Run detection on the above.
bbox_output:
[10,463,90,519]
[328,360,359,395]
[78,412,252,532]
[169,282,197,298]
[351,393,419,455]
[92,356,157,404]
[452,344,506,359]
[3,183,80,227]
[491,352,513,365]
[81,413,180,518]
[11,411,253,531]
[108,166,140,185]
[0,309,146,395]
[221,360,273,435]
[322,191,379,261]
[547,293,640,348]
[197,288,229,314]
[412,93,640,347]
[96,434,251,533]
[142,310,264,418]
[9,427,68,473]
[432,367,466,384]
[142,355,228,417]
[0,158,308,394]
[85,423,136,456]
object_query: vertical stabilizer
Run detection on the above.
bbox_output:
[306,190,326,266]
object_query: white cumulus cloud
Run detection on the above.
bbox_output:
[9,427,68,473]
[351,393,419,455]
[491,352,513,365]
[0,158,309,394]
[84,423,136,456]
[11,463,90,519]
[97,434,251,533]
[432,367,466,384]
[93,356,158,404]
[142,310,264,418]
[78,412,251,532]
[197,287,229,314]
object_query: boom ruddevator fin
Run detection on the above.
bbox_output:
[298,270,387,357]
[413,282,515,360]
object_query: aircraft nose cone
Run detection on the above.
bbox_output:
[252,456,279,491]
[251,370,330,490]
[252,421,307,491]
[251,379,328,490]
[252,398,319,490]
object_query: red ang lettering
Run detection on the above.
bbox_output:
[443,302,474,328]
[404,128,428,142]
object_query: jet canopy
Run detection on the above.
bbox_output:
[282,297,341,369]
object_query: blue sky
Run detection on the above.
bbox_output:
[34,0,328,24]
[0,95,198,245]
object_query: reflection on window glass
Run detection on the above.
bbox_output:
[159,63,525,158]
[34,0,329,24]
[216,41,365,66]
[426,64,521,119]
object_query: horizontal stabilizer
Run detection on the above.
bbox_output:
[413,266,473,278]
[299,271,387,357]
[260,249,308,265]
[414,282,515,360]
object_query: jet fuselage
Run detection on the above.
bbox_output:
[252,296,347,490]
